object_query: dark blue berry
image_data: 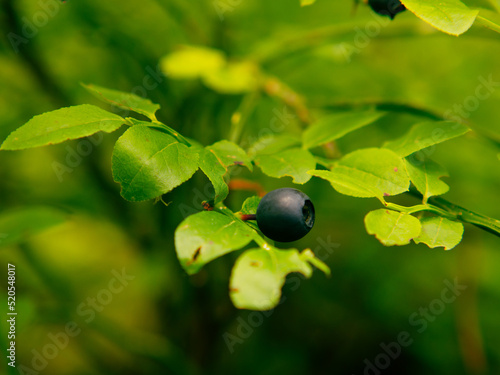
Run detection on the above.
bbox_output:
[256,188,315,242]
[368,0,406,19]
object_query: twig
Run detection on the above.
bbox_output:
[408,188,500,238]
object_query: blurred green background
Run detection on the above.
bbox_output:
[1,0,500,374]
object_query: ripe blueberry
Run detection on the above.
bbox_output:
[368,0,406,19]
[256,188,315,242]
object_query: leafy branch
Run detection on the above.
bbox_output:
[2,30,499,308]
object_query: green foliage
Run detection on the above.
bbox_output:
[2,75,494,308]
[0,105,124,150]
[3,2,500,374]
[2,0,500,317]
[2,66,496,310]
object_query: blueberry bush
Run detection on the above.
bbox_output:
[1,0,500,374]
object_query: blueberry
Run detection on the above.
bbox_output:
[256,188,315,242]
[368,0,406,19]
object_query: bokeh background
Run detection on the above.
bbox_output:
[1,0,500,374]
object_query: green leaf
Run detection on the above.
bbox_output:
[405,157,449,201]
[1,105,124,151]
[0,207,67,248]
[81,83,160,120]
[302,111,384,149]
[202,61,258,94]
[414,217,464,250]
[247,134,301,157]
[240,196,262,215]
[401,0,479,36]
[160,46,226,79]
[255,148,316,184]
[383,121,470,157]
[112,126,199,202]
[199,140,253,203]
[175,211,257,275]
[301,0,316,5]
[309,148,410,198]
[364,209,422,246]
[229,248,314,310]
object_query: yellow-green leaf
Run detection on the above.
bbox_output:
[365,209,422,246]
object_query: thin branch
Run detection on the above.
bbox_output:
[408,188,500,238]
